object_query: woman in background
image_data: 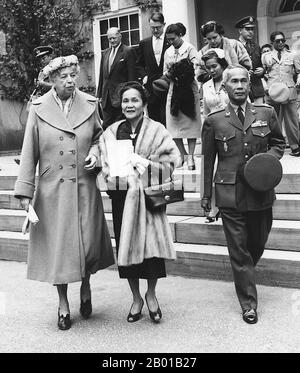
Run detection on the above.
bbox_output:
[196,21,251,84]
[201,48,229,223]
[164,23,202,170]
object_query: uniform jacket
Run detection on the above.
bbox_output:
[201,102,285,211]
[136,36,169,95]
[240,38,265,99]
[262,49,300,88]
[14,89,114,284]
[97,43,136,108]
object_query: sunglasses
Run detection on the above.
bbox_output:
[274,38,286,44]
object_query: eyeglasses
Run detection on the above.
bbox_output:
[274,38,286,44]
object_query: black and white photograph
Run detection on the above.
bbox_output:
[1,0,300,360]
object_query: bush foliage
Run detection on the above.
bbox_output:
[0,0,110,101]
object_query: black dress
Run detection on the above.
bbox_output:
[108,119,166,279]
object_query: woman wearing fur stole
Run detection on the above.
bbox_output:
[100,81,180,323]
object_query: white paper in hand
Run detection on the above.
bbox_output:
[107,140,134,177]
[22,205,39,235]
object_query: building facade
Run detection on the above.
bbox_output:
[92,0,300,84]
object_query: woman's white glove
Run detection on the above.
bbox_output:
[84,154,97,170]
[129,153,150,175]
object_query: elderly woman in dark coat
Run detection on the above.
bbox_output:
[100,81,180,323]
[14,55,114,330]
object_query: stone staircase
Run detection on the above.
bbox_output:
[1,154,300,288]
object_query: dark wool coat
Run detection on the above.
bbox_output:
[14,89,114,284]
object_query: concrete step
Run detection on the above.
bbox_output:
[1,231,300,288]
[0,209,191,242]
[1,209,300,252]
[3,190,300,220]
[175,217,300,252]
[2,171,300,193]
[167,243,300,288]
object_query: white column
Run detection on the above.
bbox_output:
[92,19,101,87]
[162,0,198,47]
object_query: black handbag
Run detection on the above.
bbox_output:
[144,179,184,211]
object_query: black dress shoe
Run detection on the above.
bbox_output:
[242,309,258,324]
[80,299,92,319]
[145,293,162,323]
[127,299,144,323]
[290,147,300,157]
[57,310,72,330]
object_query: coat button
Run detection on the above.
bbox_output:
[60,178,64,183]
[71,150,76,154]
[59,136,64,141]
[60,151,64,155]
[59,165,63,170]
[72,164,76,168]
[71,178,76,182]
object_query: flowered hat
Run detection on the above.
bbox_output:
[42,55,79,77]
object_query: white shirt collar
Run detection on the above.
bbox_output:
[230,101,247,114]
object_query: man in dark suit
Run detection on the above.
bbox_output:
[136,12,169,125]
[201,65,285,324]
[236,16,265,104]
[96,27,136,129]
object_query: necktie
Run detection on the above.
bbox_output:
[108,47,116,72]
[278,51,282,61]
[154,37,162,65]
[237,106,245,125]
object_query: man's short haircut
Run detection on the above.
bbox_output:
[149,12,164,24]
[222,64,249,84]
[270,31,285,42]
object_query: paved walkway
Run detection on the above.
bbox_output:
[0,261,300,353]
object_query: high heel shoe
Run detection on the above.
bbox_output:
[187,155,196,171]
[127,298,144,323]
[145,293,162,323]
[205,211,220,223]
[57,309,71,330]
[80,298,92,319]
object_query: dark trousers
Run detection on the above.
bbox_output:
[265,92,300,149]
[102,97,124,130]
[220,208,273,311]
[147,93,166,126]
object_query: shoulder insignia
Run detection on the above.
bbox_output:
[253,103,272,108]
[207,108,225,117]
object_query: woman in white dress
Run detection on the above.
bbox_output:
[163,23,202,170]
[201,49,229,222]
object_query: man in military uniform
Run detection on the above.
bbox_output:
[262,31,300,156]
[201,65,285,324]
[235,16,265,104]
